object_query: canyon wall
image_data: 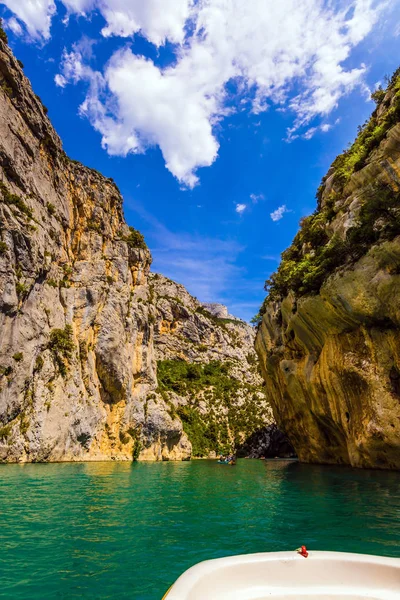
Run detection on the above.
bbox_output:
[0,38,277,462]
[256,74,400,469]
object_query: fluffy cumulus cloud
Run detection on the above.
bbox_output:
[6,17,23,36]
[62,0,194,45]
[235,203,247,214]
[270,205,289,222]
[2,0,56,39]
[4,0,388,185]
[2,0,194,42]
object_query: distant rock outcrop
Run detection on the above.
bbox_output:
[201,302,238,320]
[151,274,277,457]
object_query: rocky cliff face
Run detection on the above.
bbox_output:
[256,73,400,469]
[150,273,276,457]
[0,37,193,462]
[0,38,276,462]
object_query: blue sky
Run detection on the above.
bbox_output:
[1,0,400,320]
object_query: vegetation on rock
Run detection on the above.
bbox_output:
[327,68,400,196]
[157,359,267,456]
[34,356,44,373]
[48,325,74,377]
[0,424,11,440]
[0,19,8,45]
[123,226,147,250]
[0,181,33,220]
[46,202,56,216]
[259,69,400,316]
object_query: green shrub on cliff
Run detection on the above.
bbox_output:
[123,226,147,250]
[46,278,58,288]
[49,325,74,377]
[346,183,400,256]
[177,405,220,456]
[0,424,11,440]
[0,19,8,44]
[0,181,33,220]
[46,202,56,216]
[16,281,28,298]
[132,439,142,461]
[34,355,44,373]
[329,71,400,194]
[264,202,346,302]
[0,365,13,377]
[157,359,234,396]
[263,181,400,308]
[260,68,400,314]
[250,313,262,326]
[157,359,266,456]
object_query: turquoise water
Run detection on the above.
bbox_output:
[0,460,399,599]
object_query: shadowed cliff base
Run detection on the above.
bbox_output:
[237,424,296,459]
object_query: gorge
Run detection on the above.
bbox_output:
[1,30,399,470]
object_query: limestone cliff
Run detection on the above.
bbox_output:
[0,36,195,462]
[0,37,277,462]
[150,273,278,457]
[256,72,400,469]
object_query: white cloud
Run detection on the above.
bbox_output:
[287,120,335,141]
[320,123,332,133]
[235,203,247,214]
[6,17,23,36]
[55,42,97,87]
[2,0,56,39]
[303,122,332,139]
[5,0,389,185]
[270,205,289,222]
[62,0,194,46]
[4,0,193,45]
[250,193,264,203]
[54,74,66,87]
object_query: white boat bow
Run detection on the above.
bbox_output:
[163,551,400,599]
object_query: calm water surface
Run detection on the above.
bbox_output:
[0,459,399,599]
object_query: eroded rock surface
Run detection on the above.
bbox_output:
[256,76,400,469]
[0,40,190,462]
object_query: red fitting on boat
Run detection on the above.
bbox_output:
[297,545,309,558]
